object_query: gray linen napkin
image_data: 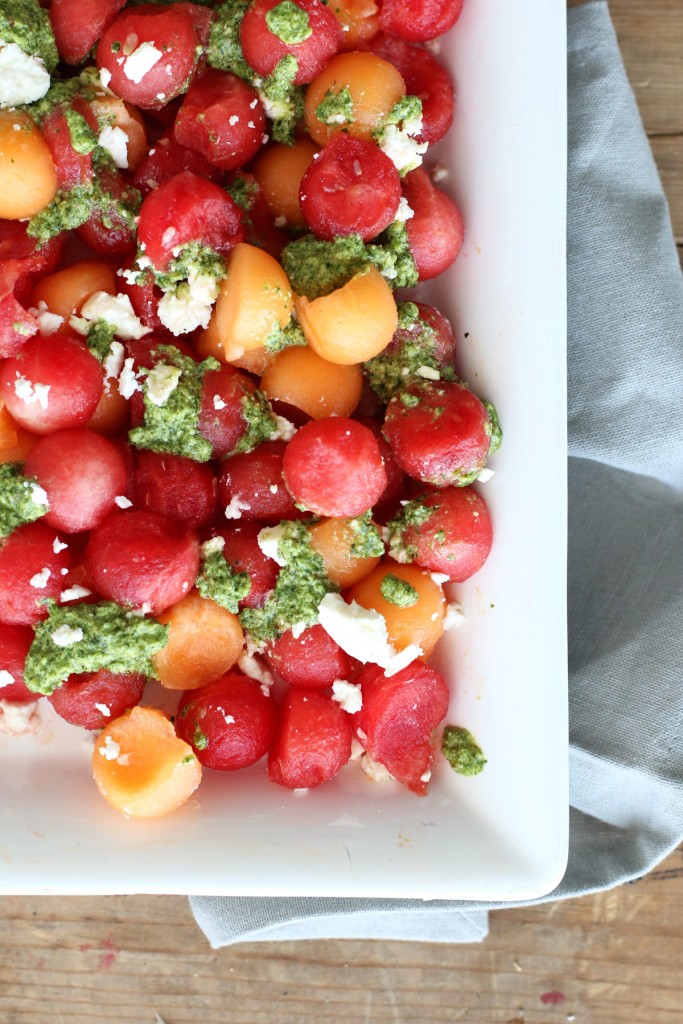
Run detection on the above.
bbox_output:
[191,1,683,946]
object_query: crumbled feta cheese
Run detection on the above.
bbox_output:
[317,593,423,677]
[28,301,64,337]
[51,625,84,647]
[350,736,365,760]
[257,524,288,565]
[228,114,240,126]
[420,769,432,783]
[331,679,363,714]
[269,484,279,494]
[223,713,236,725]
[394,197,415,222]
[378,124,428,176]
[224,495,251,520]
[443,602,465,631]
[113,495,132,511]
[237,653,274,687]
[0,700,39,734]
[98,125,129,169]
[59,585,92,602]
[30,483,49,506]
[0,41,50,108]
[29,568,51,589]
[430,162,448,183]
[201,536,225,558]
[270,415,297,442]
[99,67,113,90]
[14,375,50,410]
[103,341,125,384]
[477,467,495,483]
[145,363,181,407]
[430,572,450,586]
[123,42,163,84]
[361,752,394,782]
[72,291,151,340]
[53,537,68,553]
[213,395,227,410]
[0,670,14,689]
[417,365,441,381]
[98,735,121,760]
[291,621,306,640]
[157,272,220,335]
[161,226,177,248]
[94,703,111,718]
[118,358,142,399]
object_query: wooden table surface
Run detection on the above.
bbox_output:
[3,2,683,1021]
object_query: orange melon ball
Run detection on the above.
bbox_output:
[0,111,58,220]
[260,346,362,419]
[347,562,446,658]
[304,52,405,147]
[30,261,118,321]
[309,517,382,588]
[252,139,318,231]
[153,589,244,691]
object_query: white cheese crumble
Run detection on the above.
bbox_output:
[0,41,50,108]
[157,272,220,335]
[224,495,251,520]
[114,495,132,509]
[317,593,423,677]
[51,625,84,647]
[0,670,14,689]
[14,375,50,410]
[274,215,287,229]
[123,42,163,84]
[417,365,441,380]
[223,713,236,725]
[145,363,181,407]
[477,467,495,483]
[430,162,448,183]
[430,572,450,586]
[290,621,306,640]
[0,700,39,735]
[98,125,129,169]
[95,703,112,718]
[30,483,49,507]
[237,653,274,688]
[98,735,121,760]
[257,524,287,565]
[213,395,227,410]
[331,679,362,714]
[28,301,64,337]
[394,197,415,222]
[59,584,92,602]
[201,535,226,558]
[99,67,113,90]
[270,415,297,442]
[443,602,465,631]
[53,537,68,553]
[29,567,51,589]
[71,291,151,340]
[378,123,428,176]
[118,358,142,399]
[361,752,394,782]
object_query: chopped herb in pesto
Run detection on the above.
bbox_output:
[234,390,278,454]
[85,319,118,362]
[239,521,338,643]
[379,573,419,607]
[265,1,312,44]
[263,317,307,353]
[27,164,141,245]
[24,601,169,696]
[399,392,420,408]
[0,0,58,73]
[193,725,209,750]
[0,463,49,538]
[151,241,227,292]
[373,95,427,176]
[315,85,354,126]
[364,301,455,403]
[482,399,503,455]
[348,512,385,559]
[441,725,487,776]
[225,173,259,212]
[20,78,81,126]
[378,95,423,133]
[258,56,304,146]
[281,227,417,300]
[63,107,98,155]
[206,0,253,81]
[129,345,220,463]
[197,551,250,613]
[384,498,436,563]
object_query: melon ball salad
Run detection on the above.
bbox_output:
[0,0,494,818]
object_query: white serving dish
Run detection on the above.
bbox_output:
[0,0,567,898]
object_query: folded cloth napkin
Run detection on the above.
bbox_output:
[191,0,683,946]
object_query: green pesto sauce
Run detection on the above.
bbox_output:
[85,320,118,363]
[483,399,503,456]
[63,108,98,155]
[364,302,455,403]
[259,56,304,146]
[196,550,250,613]
[379,573,419,607]
[315,85,354,126]
[263,317,307,353]
[384,497,436,563]
[21,79,81,126]
[24,601,169,696]
[265,1,312,44]
[206,0,254,82]
[239,520,338,643]
[0,463,49,538]
[348,511,385,560]
[129,345,220,463]
[225,173,259,213]
[234,390,278,454]
[152,241,227,291]
[192,724,209,750]
[0,0,58,72]
[380,94,422,131]
[370,220,417,289]
[441,725,487,776]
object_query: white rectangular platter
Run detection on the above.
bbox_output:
[0,0,568,899]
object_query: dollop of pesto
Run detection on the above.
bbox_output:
[378,95,423,133]
[348,511,385,559]
[315,85,354,126]
[24,601,169,696]
[151,241,227,291]
[0,463,49,538]
[483,399,503,456]
[85,320,118,362]
[0,0,58,72]
[63,107,98,155]
[20,78,80,126]
[233,389,279,455]
[129,345,220,463]
[207,0,253,82]
[364,302,455,403]
[380,573,419,607]
[239,520,338,643]
[225,173,260,213]
[263,316,307,353]
[384,498,436,563]
[282,226,417,300]
[258,56,304,146]
[265,1,312,44]
[197,550,250,613]
[441,725,487,776]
